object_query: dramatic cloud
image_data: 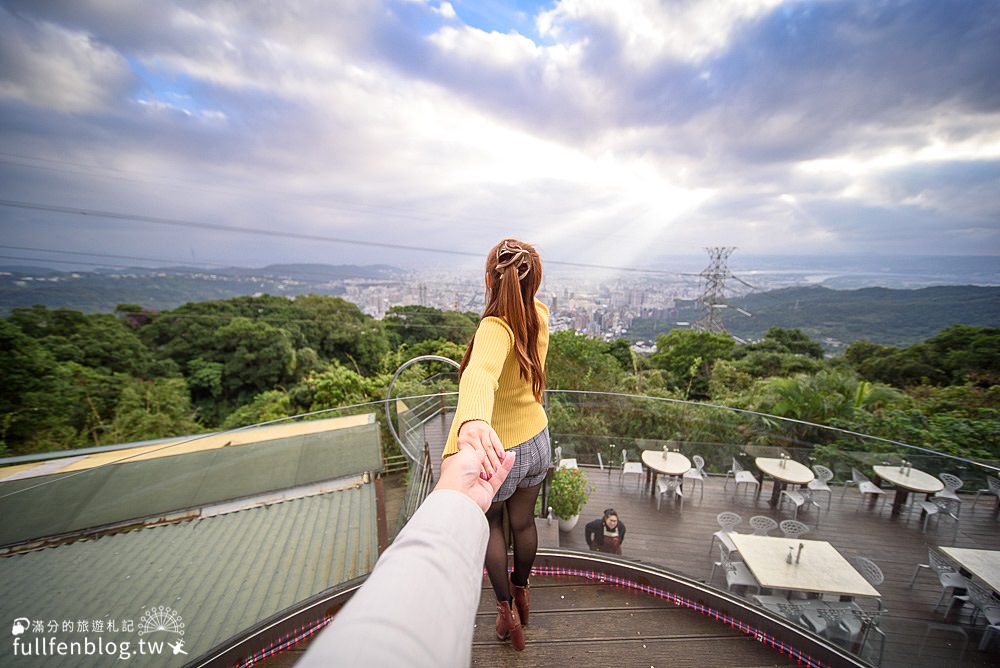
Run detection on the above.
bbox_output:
[0,0,997,271]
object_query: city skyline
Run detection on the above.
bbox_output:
[1,1,998,270]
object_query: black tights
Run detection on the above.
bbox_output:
[484,482,542,601]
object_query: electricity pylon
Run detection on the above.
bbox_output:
[693,246,754,337]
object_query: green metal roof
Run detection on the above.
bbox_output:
[0,481,377,668]
[0,418,383,547]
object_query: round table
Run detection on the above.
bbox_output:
[754,457,815,506]
[872,465,944,516]
[641,450,691,498]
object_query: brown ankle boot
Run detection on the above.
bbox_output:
[495,598,525,651]
[511,579,530,626]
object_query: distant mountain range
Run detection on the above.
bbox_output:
[3,263,997,348]
[629,285,1000,348]
[0,263,404,313]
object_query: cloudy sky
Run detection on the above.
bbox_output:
[0,0,998,272]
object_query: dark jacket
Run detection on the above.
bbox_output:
[585,518,626,550]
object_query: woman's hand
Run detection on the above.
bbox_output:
[436,446,516,511]
[457,419,506,479]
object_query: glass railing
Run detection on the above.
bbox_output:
[540,390,1000,667]
[1,385,997,667]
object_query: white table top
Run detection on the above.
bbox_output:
[872,465,944,494]
[940,547,1000,594]
[641,450,691,476]
[754,458,815,485]
[729,534,881,598]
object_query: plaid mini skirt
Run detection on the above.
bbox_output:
[492,425,551,504]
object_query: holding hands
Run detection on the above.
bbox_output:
[436,445,515,512]
[457,419,507,481]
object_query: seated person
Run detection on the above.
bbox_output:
[585,508,625,554]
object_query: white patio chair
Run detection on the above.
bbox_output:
[933,473,964,511]
[656,476,684,511]
[620,450,643,491]
[844,468,886,511]
[972,474,1000,511]
[920,496,961,541]
[910,548,970,612]
[554,445,577,469]
[716,544,759,595]
[808,464,835,510]
[779,519,810,539]
[851,556,885,595]
[959,580,1000,629]
[708,511,742,556]
[755,595,817,633]
[748,515,778,536]
[779,487,822,525]
[682,454,706,501]
[725,457,759,497]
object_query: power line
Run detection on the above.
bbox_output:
[0,198,700,277]
[0,245,412,281]
[0,152,517,227]
[0,151,646,242]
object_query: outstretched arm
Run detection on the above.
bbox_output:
[453,317,514,477]
[298,448,516,668]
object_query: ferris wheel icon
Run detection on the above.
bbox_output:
[137,606,185,637]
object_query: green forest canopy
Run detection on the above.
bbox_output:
[1,295,997,471]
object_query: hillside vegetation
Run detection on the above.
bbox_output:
[1,296,997,473]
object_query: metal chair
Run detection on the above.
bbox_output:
[851,556,885,590]
[808,464,835,510]
[920,496,961,541]
[843,468,886,511]
[748,515,778,536]
[716,544,759,595]
[682,454,706,501]
[779,519,810,539]
[620,450,643,491]
[725,457,760,497]
[779,488,822,525]
[972,474,1000,511]
[708,511,743,556]
[656,476,683,511]
[934,473,964,511]
[961,580,1000,629]
[554,445,577,469]
[909,548,971,612]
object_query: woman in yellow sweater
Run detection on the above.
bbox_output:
[442,237,550,652]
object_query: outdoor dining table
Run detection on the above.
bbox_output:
[872,465,944,516]
[729,533,882,599]
[641,450,691,498]
[939,547,1000,594]
[754,457,815,507]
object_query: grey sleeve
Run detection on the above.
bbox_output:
[297,489,489,668]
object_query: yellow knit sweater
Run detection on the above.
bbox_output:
[442,298,549,458]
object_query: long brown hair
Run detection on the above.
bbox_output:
[458,238,546,403]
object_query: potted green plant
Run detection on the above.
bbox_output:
[549,467,595,532]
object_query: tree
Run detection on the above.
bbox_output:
[547,331,628,392]
[650,330,735,398]
[215,317,296,404]
[751,328,825,359]
[106,377,201,444]
[221,389,293,429]
[756,369,907,445]
[383,305,478,347]
[8,305,166,376]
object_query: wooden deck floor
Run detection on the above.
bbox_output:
[472,575,796,667]
[558,467,1000,667]
[261,412,999,668]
